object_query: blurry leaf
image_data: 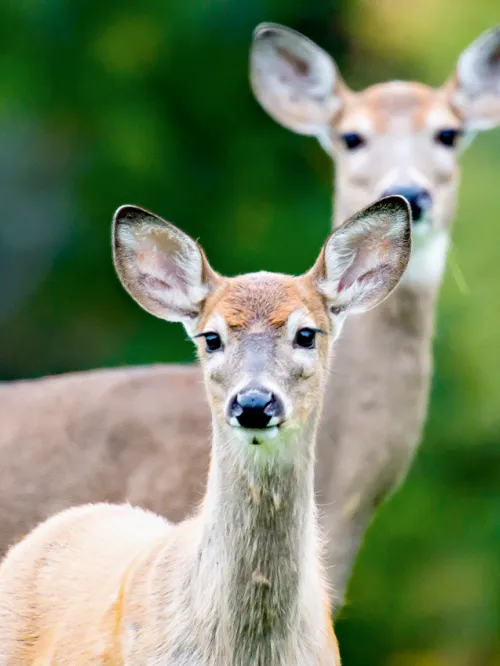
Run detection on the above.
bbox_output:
[91,14,164,75]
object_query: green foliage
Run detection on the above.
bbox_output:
[0,1,499,663]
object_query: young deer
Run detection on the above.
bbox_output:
[250,22,500,603]
[0,25,499,609]
[0,198,411,666]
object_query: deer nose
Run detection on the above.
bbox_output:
[228,387,285,429]
[382,185,432,223]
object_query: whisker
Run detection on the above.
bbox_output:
[447,241,470,296]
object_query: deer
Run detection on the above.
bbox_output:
[0,197,411,666]
[0,24,499,611]
[249,22,500,603]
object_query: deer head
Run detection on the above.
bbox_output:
[251,24,500,283]
[113,197,410,457]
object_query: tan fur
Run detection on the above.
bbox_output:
[0,365,210,545]
[0,26,498,615]
[0,199,412,665]
[337,82,462,134]
[250,23,500,606]
[201,274,328,331]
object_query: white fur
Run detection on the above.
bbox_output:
[251,23,342,135]
[115,212,211,336]
[319,201,410,312]
[401,227,449,286]
[457,27,500,97]
[286,308,316,340]
[0,296,342,665]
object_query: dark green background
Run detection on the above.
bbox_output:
[1,1,499,664]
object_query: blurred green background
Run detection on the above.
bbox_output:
[1,1,500,664]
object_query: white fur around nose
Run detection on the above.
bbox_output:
[401,227,449,286]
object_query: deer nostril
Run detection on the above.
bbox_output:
[264,400,278,416]
[382,186,432,224]
[230,398,243,418]
[228,388,284,430]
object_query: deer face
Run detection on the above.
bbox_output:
[113,197,410,454]
[195,272,331,437]
[323,82,462,233]
[251,24,500,280]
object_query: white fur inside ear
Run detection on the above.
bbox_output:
[318,203,410,313]
[454,27,500,130]
[116,220,209,331]
[457,27,500,98]
[251,25,342,133]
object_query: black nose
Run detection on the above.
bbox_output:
[382,185,432,223]
[228,387,285,429]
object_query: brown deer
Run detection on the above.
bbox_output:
[0,198,411,666]
[249,22,500,603]
[0,24,499,609]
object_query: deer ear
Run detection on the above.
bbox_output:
[310,196,411,316]
[113,205,219,335]
[449,26,500,130]
[250,23,346,137]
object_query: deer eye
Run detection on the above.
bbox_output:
[196,332,223,353]
[294,328,323,349]
[341,132,365,150]
[435,128,462,148]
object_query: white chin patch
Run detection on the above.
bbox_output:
[401,222,449,287]
[232,425,280,445]
[231,424,302,466]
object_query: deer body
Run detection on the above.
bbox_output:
[250,23,500,602]
[0,200,411,665]
[316,285,436,594]
[1,25,499,611]
[0,364,209,541]
[314,89,443,595]
[0,453,329,666]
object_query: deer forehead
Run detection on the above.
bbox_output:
[337,82,460,135]
[199,272,328,333]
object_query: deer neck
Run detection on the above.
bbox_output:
[313,199,448,601]
[186,418,325,663]
[331,192,448,414]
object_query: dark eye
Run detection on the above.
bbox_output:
[341,132,365,150]
[198,332,223,353]
[294,328,318,349]
[435,128,462,148]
